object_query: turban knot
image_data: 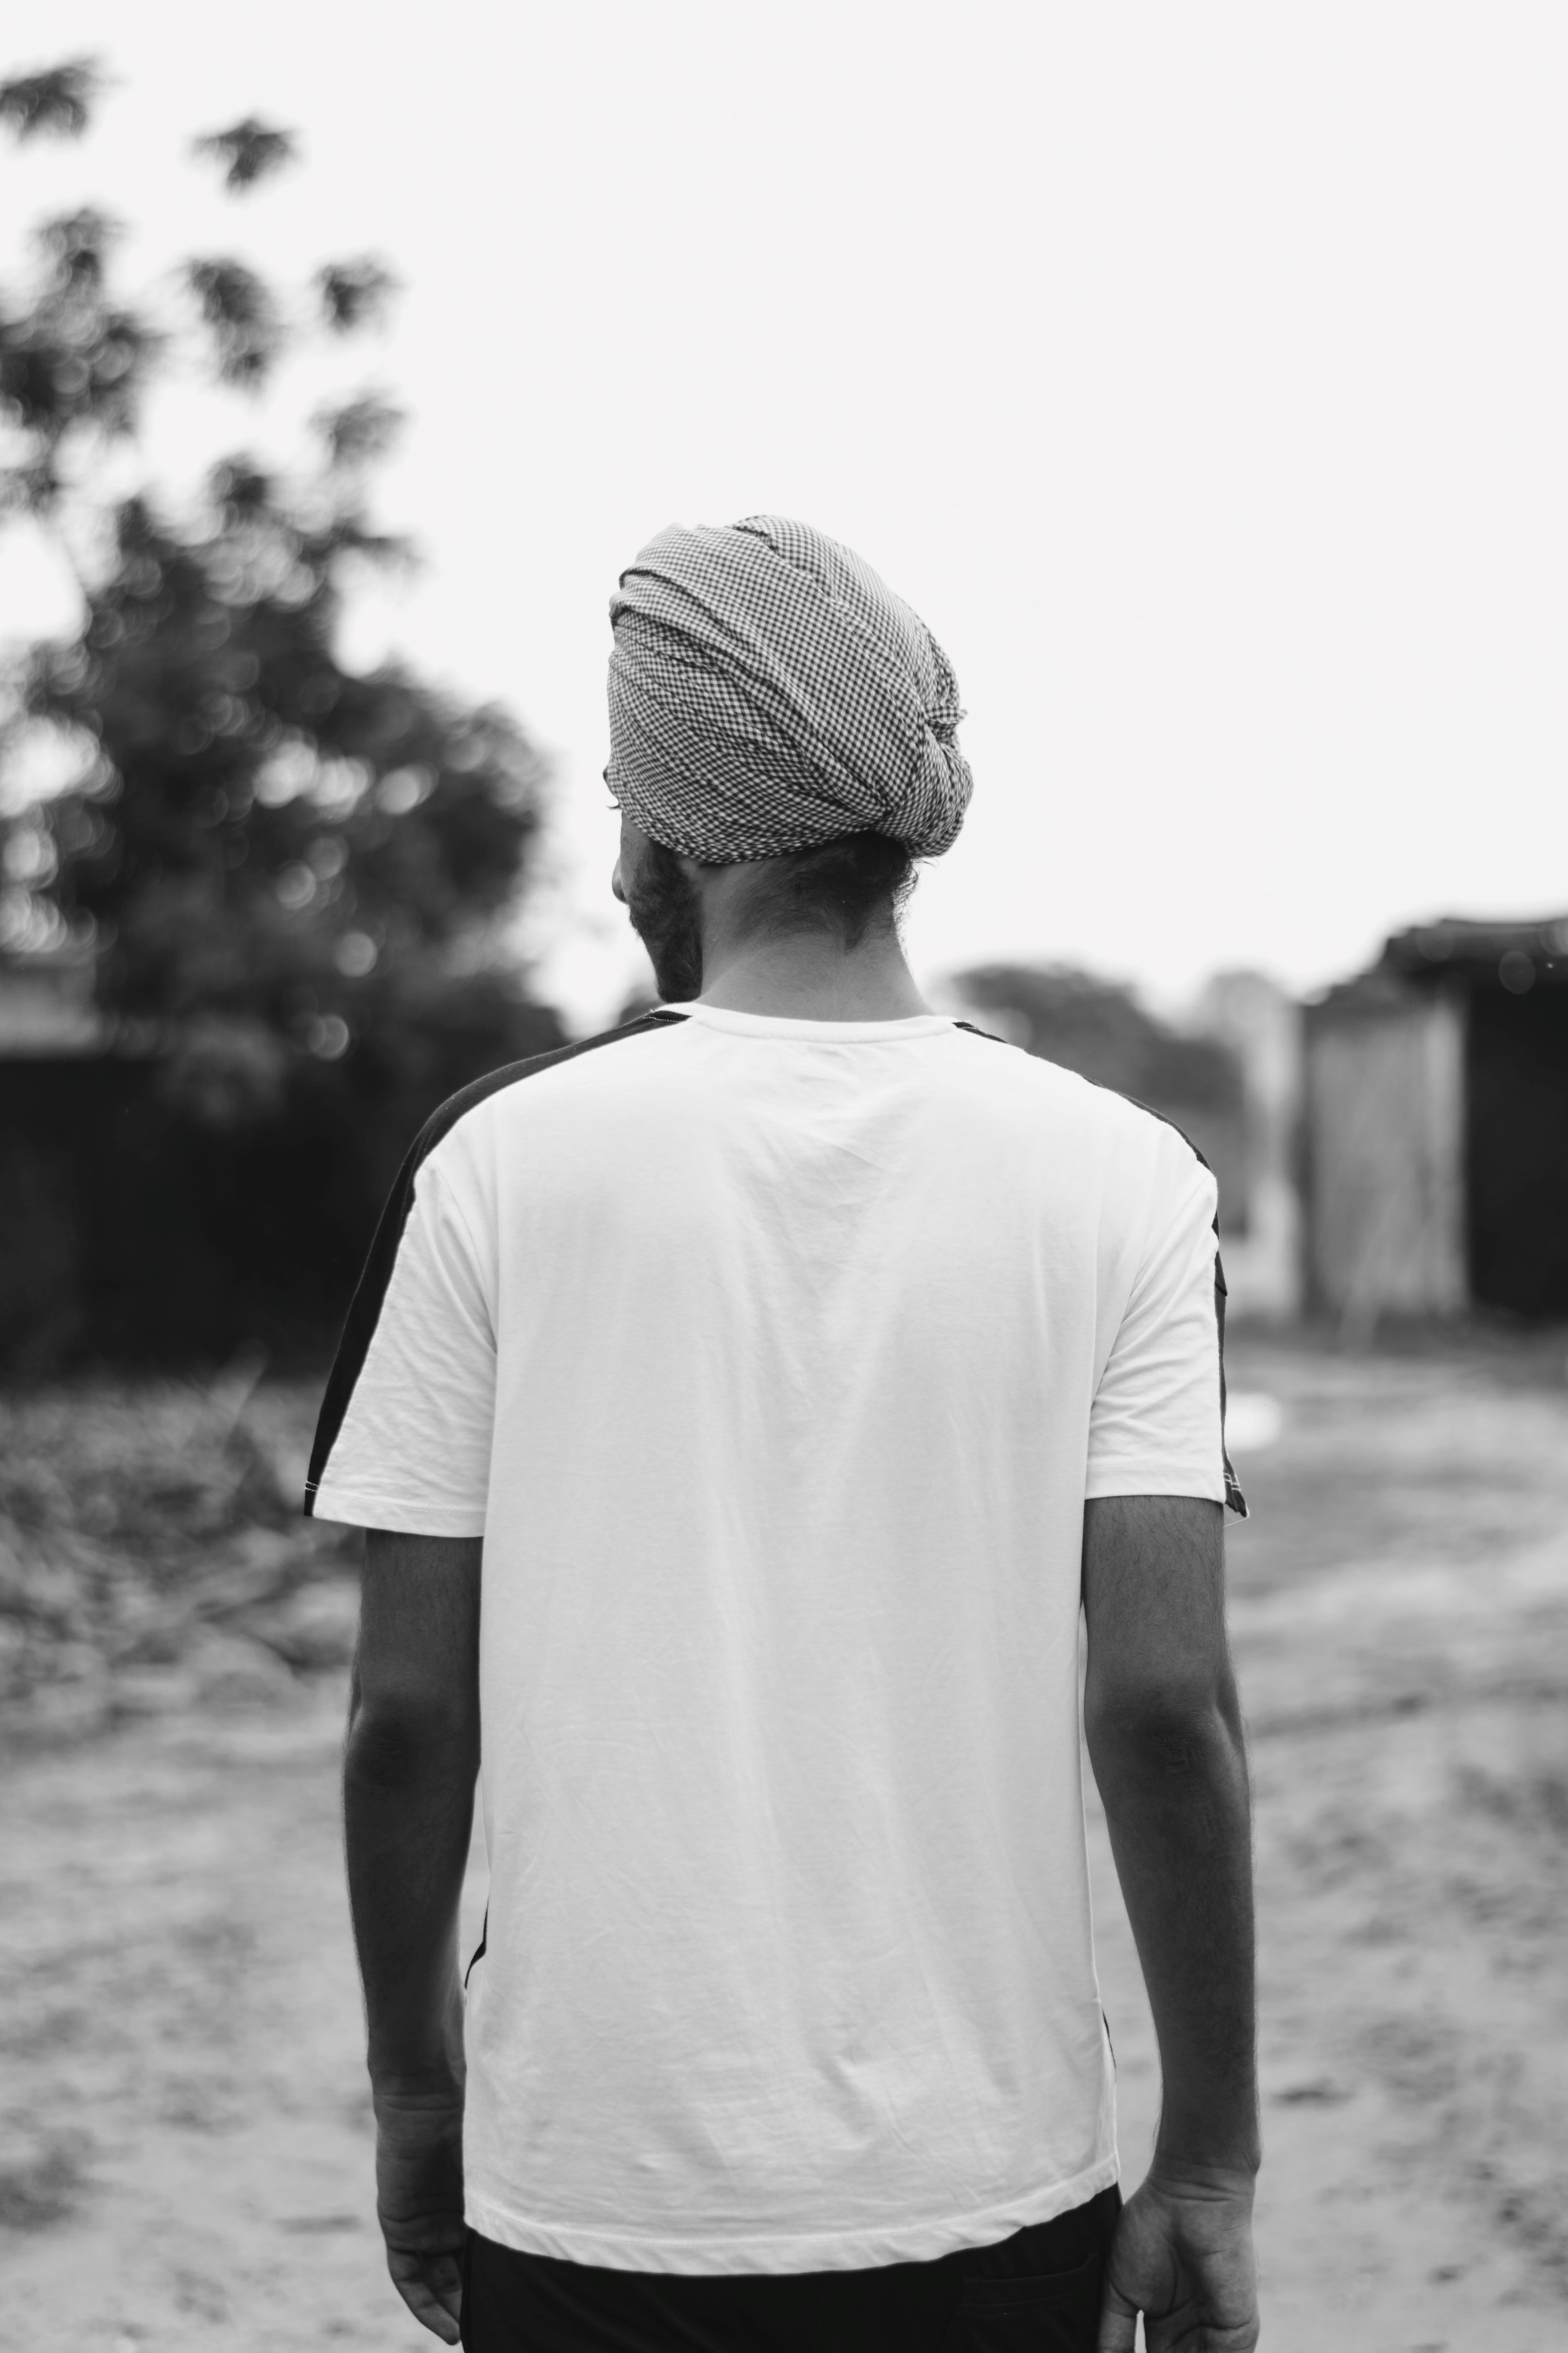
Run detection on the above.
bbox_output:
[607,515,972,863]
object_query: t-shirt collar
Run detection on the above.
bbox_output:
[662,1002,957,1043]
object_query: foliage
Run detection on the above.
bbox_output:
[955,962,1243,1114]
[191,116,297,192]
[0,58,103,143]
[316,257,397,335]
[182,256,282,387]
[0,57,559,1131]
[20,471,552,1111]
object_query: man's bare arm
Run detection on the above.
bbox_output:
[1082,1494,1260,2353]
[344,1529,481,2346]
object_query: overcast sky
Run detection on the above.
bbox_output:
[3,3,1565,1027]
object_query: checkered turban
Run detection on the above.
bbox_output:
[607,515,972,863]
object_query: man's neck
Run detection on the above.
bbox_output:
[695,930,931,1023]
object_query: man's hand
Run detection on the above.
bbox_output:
[1098,2164,1259,2352]
[375,2082,468,2344]
[1083,1496,1261,2349]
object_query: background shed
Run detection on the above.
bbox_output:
[1305,915,1568,1325]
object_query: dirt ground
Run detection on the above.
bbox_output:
[2,1332,1566,2351]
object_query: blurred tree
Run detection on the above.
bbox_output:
[191,116,298,193]
[0,59,559,1136]
[0,57,103,143]
[955,964,1240,1111]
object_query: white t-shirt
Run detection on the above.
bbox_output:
[308,1003,1242,2275]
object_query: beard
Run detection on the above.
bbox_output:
[623,835,704,1003]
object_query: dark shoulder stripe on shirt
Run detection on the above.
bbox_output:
[955,1023,1247,1519]
[304,1010,689,1516]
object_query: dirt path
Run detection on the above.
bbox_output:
[0,1689,480,2350]
[1097,1336,1568,2350]
[3,1336,1566,2350]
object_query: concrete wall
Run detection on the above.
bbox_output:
[1198,972,1303,1320]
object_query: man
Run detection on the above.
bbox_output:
[309,515,1261,2352]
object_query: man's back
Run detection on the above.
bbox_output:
[313,1004,1232,2272]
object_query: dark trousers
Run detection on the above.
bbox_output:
[460,2184,1120,2352]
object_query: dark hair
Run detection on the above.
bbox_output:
[733,830,916,951]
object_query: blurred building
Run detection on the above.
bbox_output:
[1304,915,1568,1326]
[1195,973,1303,1321]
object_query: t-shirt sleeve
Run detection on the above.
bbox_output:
[307,1150,496,1534]
[1085,1139,1241,1512]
